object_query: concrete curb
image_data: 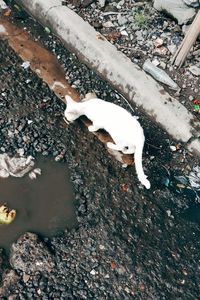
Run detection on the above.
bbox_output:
[15,0,200,155]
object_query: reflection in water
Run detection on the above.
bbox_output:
[0,157,76,252]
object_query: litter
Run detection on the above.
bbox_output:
[0,204,16,225]
[193,99,200,113]
[188,166,200,190]
[0,153,34,178]
[29,168,41,180]
[143,59,179,90]
[21,61,30,69]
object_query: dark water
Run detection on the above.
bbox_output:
[0,157,76,252]
[181,204,200,225]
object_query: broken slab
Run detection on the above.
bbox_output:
[183,0,200,8]
[15,0,200,155]
[154,0,196,25]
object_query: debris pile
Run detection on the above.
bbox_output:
[0,153,41,179]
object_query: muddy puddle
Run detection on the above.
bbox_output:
[0,157,76,252]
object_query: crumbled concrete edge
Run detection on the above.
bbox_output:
[15,0,200,156]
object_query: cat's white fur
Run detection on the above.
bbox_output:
[64,95,150,189]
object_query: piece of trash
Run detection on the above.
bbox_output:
[143,59,179,90]
[188,166,200,190]
[176,183,186,189]
[174,175,188,185]
[13,4,21,11]
[29,168,41,180]
[44,27,51,34]
[0,153,34,178]
[0,204,16,225]
[193,99,200,113]
[27,120,33,124]
[21,61,30,69]
[55,153,65,162]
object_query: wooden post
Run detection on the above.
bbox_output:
[172,11,200,68]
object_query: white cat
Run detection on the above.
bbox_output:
[64,95,150,189]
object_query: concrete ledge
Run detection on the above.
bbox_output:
[16,0,200,155]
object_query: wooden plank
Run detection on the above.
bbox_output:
[172,11,200,68]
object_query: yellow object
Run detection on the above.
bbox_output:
[0,205,16,225]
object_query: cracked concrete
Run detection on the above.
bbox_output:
[12,0,200,156]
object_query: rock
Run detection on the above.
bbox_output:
[81,0,95,8]
[10,232,55,273]
[98,0,106,7]
[92,21,103,29]
[183,0,200,8]
[104,5,118,12]
[135,30,144,41]
[188,65,200,76]
[154,38,164,48]
[153,46,168,56]
[103,21,114,28]
[182,24,190,35]
[0,270,20,297]
[170,145,177,151]
[152,58,160,66]
[154,0,196,25]
[117,14,128,26]
[167,44,177,55]
[189,95,193,101]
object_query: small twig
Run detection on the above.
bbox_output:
[146,142,161,150]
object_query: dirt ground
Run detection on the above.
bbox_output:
[0,3,200,299]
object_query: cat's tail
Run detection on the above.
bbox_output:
[134,140,151,189]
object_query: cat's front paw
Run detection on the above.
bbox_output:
[88,125,97,132]
[63,117,70,124]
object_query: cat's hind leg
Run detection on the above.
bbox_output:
[107,142,124,152]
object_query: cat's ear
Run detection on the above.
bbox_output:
[65,95,75,104]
